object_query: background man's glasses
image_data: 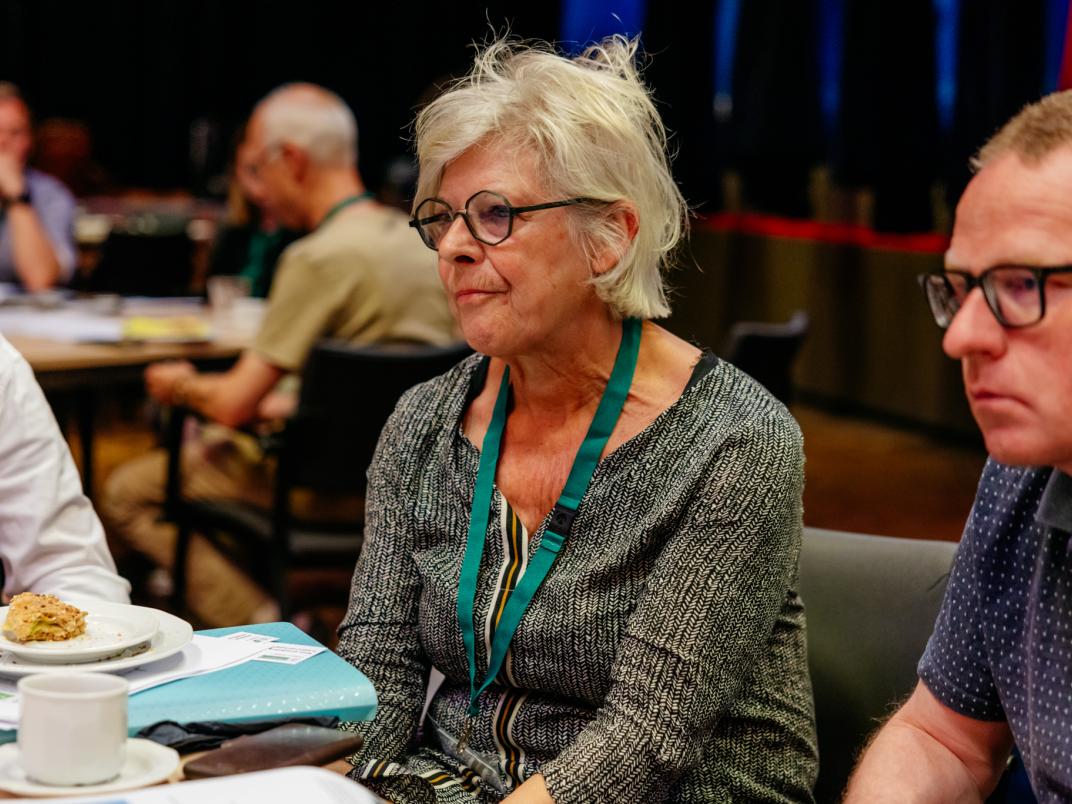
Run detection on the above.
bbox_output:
[409,190,591,251]
[918,265,1072,328]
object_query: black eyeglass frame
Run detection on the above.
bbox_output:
[408,191,594,251]
[917,265,1072,329]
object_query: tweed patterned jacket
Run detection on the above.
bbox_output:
[337,353,817,803]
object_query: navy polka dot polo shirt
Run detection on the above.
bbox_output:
[919,460,1072,801]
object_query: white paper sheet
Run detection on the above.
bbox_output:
[122,634,269,694]
[0,308,124,342]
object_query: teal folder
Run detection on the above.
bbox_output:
[128,622,377,733]
[1,622,377,742]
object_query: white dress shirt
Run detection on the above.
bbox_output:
[0,335,130,602]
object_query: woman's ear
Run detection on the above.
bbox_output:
[592,202,640,275]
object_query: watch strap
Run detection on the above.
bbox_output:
[0,189,31,210]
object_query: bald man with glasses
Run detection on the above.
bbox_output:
[845,92,1072,802]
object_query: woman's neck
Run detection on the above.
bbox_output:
[499,315,632,419]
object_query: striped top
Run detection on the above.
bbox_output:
[337,353,817,803]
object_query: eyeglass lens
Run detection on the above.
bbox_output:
[414,191,512,249]
[924,268,1042,328]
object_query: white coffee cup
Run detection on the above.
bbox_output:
[18,673,129,786]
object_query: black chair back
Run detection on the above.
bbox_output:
[88,229,194,296]
[281,339,472,495]
[799,526,957,803]
[722,310,809,404]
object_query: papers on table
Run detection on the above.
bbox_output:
[251,641,326,665]
[123,634,269,694]
[0,296,211,344]
[0,633,313,729]
[0,308,123,343]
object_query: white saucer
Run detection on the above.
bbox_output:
[0,601,158,664]
[0,607,192,677]
[0,738,180,797]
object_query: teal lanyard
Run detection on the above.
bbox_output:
[318,190,373,229]
[456,318,642,732]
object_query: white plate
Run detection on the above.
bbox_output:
[0,737,180,797]
[0,607,192,677]
[0,601,158,664]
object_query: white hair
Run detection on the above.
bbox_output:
[413,36,687,320]
[257,83,358,169]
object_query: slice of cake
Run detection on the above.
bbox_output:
[2,593,87,643]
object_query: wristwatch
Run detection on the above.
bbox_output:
[0,189,31,210]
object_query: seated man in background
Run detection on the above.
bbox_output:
[0,334,129,603]
[101,83,456,628]
[0,83,77,290]
[846,91,1072,801]
[205,128,301,299]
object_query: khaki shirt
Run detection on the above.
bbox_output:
[253,202,456,372]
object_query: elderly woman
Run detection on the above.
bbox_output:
[337,36,817,804]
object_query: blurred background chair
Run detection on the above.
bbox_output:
[82,215,194,296]
[165,338,472,620]
[799,526,957,803]
[722,309,809,404]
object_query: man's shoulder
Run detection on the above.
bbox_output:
[0,334,24,371]
[964,459,1052,554]
[0,335,31,396]
[279,204,417,272]
[25,169,75,206]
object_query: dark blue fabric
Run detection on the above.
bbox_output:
[933,0,960,132]
[712,0,743,122]
[816,0,845,137]
[1043,0,1070,92]
[560,0,646,52]
[919,460,1072,802]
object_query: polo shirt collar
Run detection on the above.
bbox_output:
[1037,468,1072,534]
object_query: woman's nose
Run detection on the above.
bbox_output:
[437,213,482,264]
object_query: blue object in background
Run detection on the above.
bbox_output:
[712,0,743,122]
[560,0,646,53]
[1044,0,1071,91]
[932,0,960,133]
[816,0,846,137]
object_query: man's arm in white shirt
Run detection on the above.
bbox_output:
[0,336,130,602]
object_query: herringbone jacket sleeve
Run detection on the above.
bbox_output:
[540,406,811,803]
[336,396,430,763]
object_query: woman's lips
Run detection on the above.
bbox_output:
[454,288,498,303]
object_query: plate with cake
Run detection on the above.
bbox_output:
[0,594,163,665]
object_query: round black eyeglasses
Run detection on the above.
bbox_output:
[409,190,592,251]
[918,265,1072,328]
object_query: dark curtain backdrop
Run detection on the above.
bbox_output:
[0,1,558,192]
[0,0,1059,230]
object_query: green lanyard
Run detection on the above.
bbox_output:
[318,191,374,229]
[455,317,642,749]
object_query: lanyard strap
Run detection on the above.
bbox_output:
[457,318,642,717]
[318,191,374,229]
